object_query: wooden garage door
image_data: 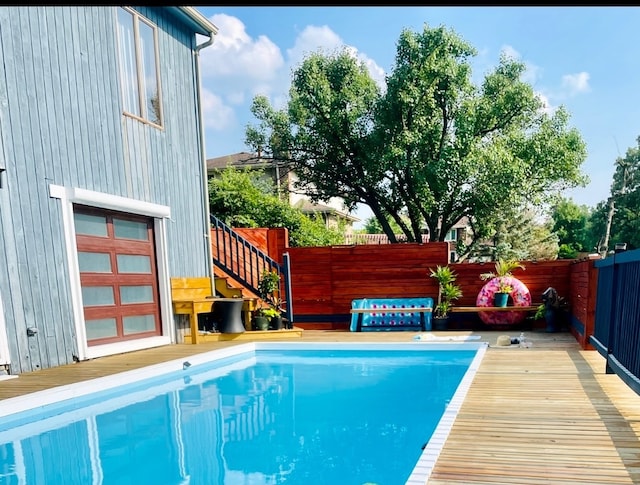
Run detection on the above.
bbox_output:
[73,205,161,346]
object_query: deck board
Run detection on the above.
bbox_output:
[1,330,639,484]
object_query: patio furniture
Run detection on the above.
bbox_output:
[349,297,434,332]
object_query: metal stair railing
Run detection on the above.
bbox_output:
[209,215,292,324]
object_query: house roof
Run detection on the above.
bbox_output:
[169,7,218,36]
[293,200,360,222]
[206,152,264,171]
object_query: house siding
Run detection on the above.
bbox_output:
[0,6,211,373]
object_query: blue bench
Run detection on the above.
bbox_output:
[349,297,434,332]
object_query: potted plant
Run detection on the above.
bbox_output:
[538,287,570,332]
[257,269,285,330]
[252,307,272,331]
[429,265,463,330]
[480,259,525,308]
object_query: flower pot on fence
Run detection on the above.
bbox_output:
[494,292,509,308]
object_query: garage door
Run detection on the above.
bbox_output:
[73,205,161,346]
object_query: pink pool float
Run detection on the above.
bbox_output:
[476,276,531,325]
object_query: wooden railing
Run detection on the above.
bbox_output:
[590,248,640,396]
[209,215,293,324]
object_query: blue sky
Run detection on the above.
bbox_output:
[195,6,640,224]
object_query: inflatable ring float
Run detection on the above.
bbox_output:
[476,276,531,325]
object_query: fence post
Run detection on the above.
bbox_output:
[605,253,619,374]
[283,252,293,326]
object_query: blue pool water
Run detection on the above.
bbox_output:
[0,342,486,485]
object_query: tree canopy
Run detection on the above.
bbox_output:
[550,197,592,258]
[246,23,588,257]
[208,166,345,247]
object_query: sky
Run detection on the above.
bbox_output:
[194,6,640,226]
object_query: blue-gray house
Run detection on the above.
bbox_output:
[0,7,217,374]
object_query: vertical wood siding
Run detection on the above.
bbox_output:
[0,7,210,373]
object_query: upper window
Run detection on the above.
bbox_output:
[444,229,457,242]
[116,8,162,127]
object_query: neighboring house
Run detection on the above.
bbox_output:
[444,216,473,263]
[0,7,217,374]
[206,152,359,233]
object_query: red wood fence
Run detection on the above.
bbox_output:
[219,228,598,349]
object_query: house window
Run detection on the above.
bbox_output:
[444,229,457,242]
[116,7,162,126]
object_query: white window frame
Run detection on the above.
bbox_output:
[50,184,174,361]
[116,7,164,128]
[444,228,457,242]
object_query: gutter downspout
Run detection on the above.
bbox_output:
[194,31,216,294]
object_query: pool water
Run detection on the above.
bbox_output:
[0,342,487,485]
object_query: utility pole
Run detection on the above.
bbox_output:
[600,160,630,258]
[601,197,615,258]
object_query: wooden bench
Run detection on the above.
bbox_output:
[450,305,541,313]
[349,297,434,332]
[170,277,253,344]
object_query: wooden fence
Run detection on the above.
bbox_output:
[222,228,598,349]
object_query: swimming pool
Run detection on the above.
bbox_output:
[0,341,487,485]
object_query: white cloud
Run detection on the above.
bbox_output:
[500,44,541,85]
[535,92,557,116]
[201,88,235,130]
[199,13,285,105]
[286,26,386,91]
[561,72,591,96]
[286,25,344,67]
[500,44,520,61]
[200,15,387,133]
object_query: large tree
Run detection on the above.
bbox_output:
[246,24,588,255]
[550,197,592,258]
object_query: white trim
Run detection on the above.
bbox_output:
[68,187,170,218]
[155,217,175,343]
[0,289,11,366]
[49,184,174,361]
[85,336,172,360]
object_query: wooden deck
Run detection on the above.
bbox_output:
[2,329,639,484]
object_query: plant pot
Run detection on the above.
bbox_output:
[494,292,509,308]
[432,316,449,331]
[252,316,270,331]
[269,315,283,330]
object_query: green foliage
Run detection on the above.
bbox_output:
[464,207,559,261]
[550,197,591,256]
[245,24,588,256]
[363,215,404,234]
[429,265,462,317]
[480,258,524,296]
[208,166,344,247]
[597,136,640,252]
[480,259,526,280]
[258,269,283,315]
[558,243,579,259]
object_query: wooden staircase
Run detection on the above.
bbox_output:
[213,267,260,316]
